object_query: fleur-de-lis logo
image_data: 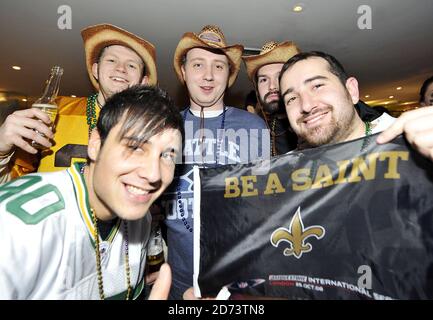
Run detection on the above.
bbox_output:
[270,207,325,259]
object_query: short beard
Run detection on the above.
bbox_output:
[296,104,357,149]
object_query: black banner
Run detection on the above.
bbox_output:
[194,134,433,300]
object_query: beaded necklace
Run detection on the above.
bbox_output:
[271,118,277,156]
[90,209,132,300]
[360,121,372,152]
[86,93,100,136]
[260,106,289,156]
[80,164,132,299]
[364,121,372,136]
[176,107,227,233]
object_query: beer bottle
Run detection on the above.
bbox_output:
[146,222,165,274]
[31,65,63,149]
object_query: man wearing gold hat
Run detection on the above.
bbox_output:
[243,41,300,155]
[159,25,270,299]
[0,24,156,183]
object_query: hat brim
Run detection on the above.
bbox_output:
[173,32,243,88]
[81,24,157,90]
[242,42,300,82]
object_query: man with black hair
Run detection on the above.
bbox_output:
[0,85,182,299]
[243,43,384,154]
[279,51,396,150]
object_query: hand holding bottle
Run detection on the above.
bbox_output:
[30,66,63,149]
[0,108,54,155]
[0,66,62,156]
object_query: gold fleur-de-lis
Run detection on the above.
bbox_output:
[270,207,325,259]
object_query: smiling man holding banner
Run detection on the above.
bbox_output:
[192,51,433,300]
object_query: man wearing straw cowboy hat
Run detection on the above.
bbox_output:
[0,23,157,183]
[160,25,270,299]
[242,41,385,155]
[243,41,300,155]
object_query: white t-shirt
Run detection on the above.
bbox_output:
[370,112,396,134]
[0,163,150,299]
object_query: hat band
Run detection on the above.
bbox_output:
[199,32,224,47]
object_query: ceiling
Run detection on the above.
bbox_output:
[1,0,432,112]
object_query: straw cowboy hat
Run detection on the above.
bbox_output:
[243,41,300,83]
[173,25,244,88]
[81,23,157,89]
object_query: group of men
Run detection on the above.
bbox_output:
[0,22,433,300]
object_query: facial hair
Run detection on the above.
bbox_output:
[295,98,358,149]
[259,91,283,115]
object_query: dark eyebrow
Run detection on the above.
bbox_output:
[121,136,147,145]
[123,137,180,155]
[163,147,180,156]
[281,75,328,100]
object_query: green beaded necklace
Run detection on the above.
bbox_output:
[86,93,99,136]
[360,121,372,152]
[364,121,372,136]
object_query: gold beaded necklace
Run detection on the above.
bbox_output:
[260,106,289,156]
[90,208,132,300]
